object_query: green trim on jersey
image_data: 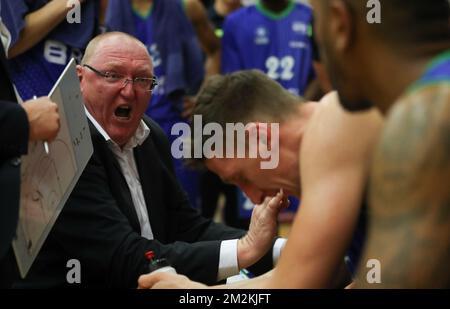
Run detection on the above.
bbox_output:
[423,49,450,72]
[406,49,450,94]
[255,0,295,20]
[132,1,153,19]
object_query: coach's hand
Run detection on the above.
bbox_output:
[237,191,288,269]
[22,97,60,142]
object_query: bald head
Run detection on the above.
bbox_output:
[81,32,151,65]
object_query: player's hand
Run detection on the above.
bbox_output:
[22,97,60,142]
[138,272,206,289]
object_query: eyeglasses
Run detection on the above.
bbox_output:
[83,64,158,92]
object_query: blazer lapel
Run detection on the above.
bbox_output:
[88,121,141,232]
[0,44,16,102]
[134,138,166,241]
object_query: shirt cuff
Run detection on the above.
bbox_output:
[273,238,287,266]
[217,239,239,281]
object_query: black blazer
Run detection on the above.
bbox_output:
[0,42,28,287]
[17,117,274,288]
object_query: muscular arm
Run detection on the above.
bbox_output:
[355,86,450,288]
[98,0,109,25]
[8,1,73,58]
[184,0,221,76]
[213,93,383,289]
[265,97,383,288]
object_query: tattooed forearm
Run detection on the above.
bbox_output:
[355,86,450,288]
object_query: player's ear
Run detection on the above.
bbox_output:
[328,0,355,53]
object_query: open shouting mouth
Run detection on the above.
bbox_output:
[115,105,132,120]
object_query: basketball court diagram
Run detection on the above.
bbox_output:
[19,104,76,256]
[13,59,93,278]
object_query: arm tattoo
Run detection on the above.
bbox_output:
[356,86,450,288]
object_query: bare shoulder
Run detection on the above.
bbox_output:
[302,92,384,166]
[357,84,450,288]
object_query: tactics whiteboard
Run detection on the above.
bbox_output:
[13,58,93,278]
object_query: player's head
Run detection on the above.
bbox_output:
[77,32,155,147]
[222,0,241,10]
[188,70,313,203]
[194,70,299,126]
[311,0,450,111]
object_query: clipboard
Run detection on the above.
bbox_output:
[13,58,93,278]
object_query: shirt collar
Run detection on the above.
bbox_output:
[84,106,150,150]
